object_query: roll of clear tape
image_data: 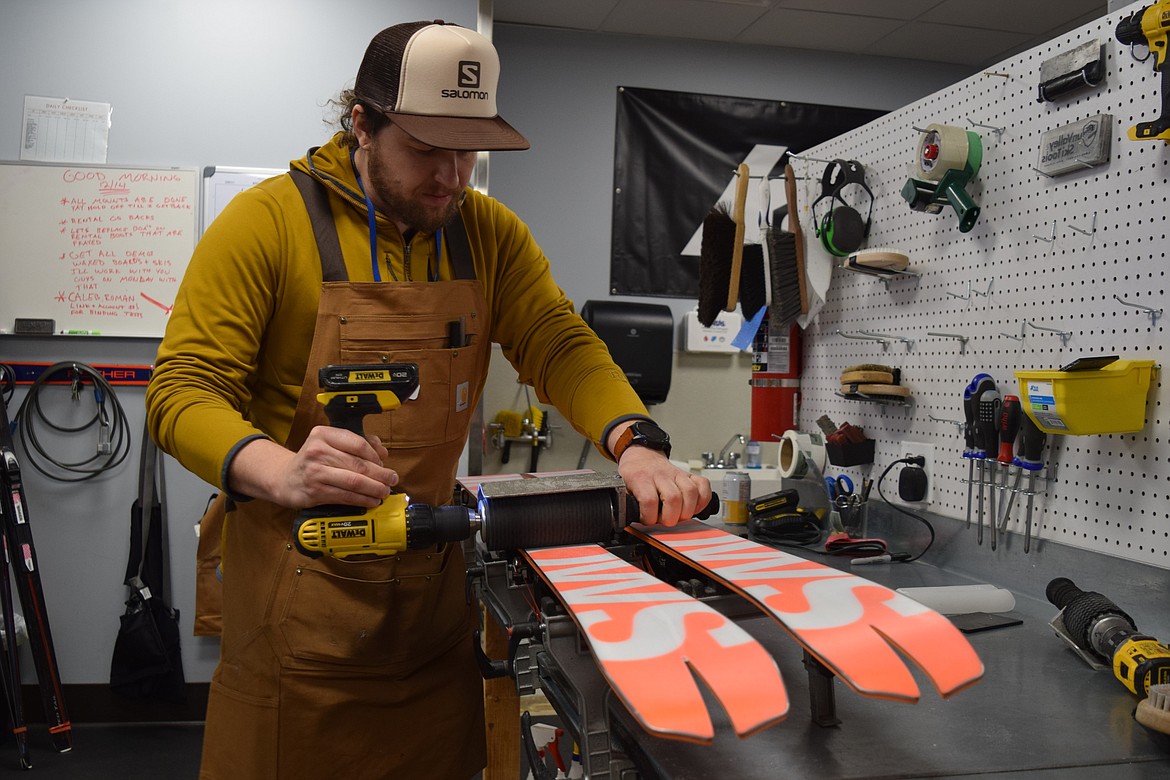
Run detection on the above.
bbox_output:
[915,123,968,182]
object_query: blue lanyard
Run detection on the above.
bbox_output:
[351,149,441,282]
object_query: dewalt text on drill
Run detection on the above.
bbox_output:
[1116,0,1170,142]
[292,364,473,559]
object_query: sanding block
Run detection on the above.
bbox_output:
[845,248,909,274]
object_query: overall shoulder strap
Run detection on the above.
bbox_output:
[290,167,348,282]
[446,207,476,281]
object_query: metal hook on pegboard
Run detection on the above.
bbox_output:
[966,116,1005,140]
[1113,294,1163,325]
[927,332,969,353]
[1024,320,1072,344]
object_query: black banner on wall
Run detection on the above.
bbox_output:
[610,86,885,298]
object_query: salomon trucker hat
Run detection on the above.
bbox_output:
[354,20,530,151]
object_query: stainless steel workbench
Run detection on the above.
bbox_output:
[597,507,1170,779]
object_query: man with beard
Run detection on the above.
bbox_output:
[146,19,710,780]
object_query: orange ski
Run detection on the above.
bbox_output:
[626,520,984,702]
[522,544,788,742]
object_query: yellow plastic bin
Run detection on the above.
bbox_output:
[1014,359,1157,435]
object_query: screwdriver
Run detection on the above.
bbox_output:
[977,389,1002,548]
[1014,412,1047,553]
[994,395,1022,546]
[962,374,993,529]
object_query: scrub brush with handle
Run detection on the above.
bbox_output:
[697,163,750,326]
[726,162,750,311]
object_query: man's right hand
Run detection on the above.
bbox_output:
[228,425,398,508]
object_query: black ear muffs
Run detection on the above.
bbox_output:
[811,160,874,257]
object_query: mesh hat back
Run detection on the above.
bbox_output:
[354,20,529,151]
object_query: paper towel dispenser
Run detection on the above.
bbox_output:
[580,300,673,405]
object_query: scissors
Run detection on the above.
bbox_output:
[824,475,854,501]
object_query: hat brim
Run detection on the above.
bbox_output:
[389,112,530,151]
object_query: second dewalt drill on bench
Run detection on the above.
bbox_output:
[292,363,473,558]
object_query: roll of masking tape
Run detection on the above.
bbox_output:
[915,123,969,182]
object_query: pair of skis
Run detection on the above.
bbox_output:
[523,519,984,743]
[0,396,71,767]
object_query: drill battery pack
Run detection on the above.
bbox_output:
[748,488,800,522]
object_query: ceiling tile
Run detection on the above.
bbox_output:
[773,0,944,21]
[737,8,903,51]
[864,21,1033,66]
[920,0,1107,35]
[493,0,622,31]
[601,0,767,40]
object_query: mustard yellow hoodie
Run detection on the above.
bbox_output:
[146,133,645,491]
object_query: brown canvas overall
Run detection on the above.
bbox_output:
[199,179,491,779]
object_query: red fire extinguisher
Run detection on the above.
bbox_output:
[750,315,801,443]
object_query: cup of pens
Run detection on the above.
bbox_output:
[826,475,869,538]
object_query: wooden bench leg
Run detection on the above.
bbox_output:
[482,603,520,780]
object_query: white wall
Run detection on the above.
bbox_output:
[0,0,973,687]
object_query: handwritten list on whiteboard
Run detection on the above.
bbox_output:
[0,162,199,337]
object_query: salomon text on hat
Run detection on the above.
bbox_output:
[354,20,530,151]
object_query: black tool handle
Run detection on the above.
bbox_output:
[969,377,996,455]
[1018,413,1047,469]
[963,389,976,452]
[977,390,1002,460]
[625,492,721,523]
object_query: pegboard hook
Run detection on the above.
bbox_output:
[835,329,890,350]
[1032,222,1057,243]
[927,413,964,431]
[788,152,835,165]
[972,279,994,298]
[858,330,915,351]
[966,117,1004,140]
[1067,212,1098,237]
[1113,294,1163,324]
[1024,320,1072,344]
[946,281,972,301]
[927,332,969,352]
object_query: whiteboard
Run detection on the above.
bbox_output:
[200,165,284,236]
[0,161,199,337]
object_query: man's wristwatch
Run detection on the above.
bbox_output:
[612,420,671,462]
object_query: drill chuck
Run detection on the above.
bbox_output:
[1046,577,1138,660]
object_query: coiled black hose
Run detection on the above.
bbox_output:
[13,361,131,481]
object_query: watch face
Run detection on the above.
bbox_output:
[633,422,670,445]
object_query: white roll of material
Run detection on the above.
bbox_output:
[915,123,969,182]
[896,584,1017,615]
[777,430,808,478]
[777,430,827,478]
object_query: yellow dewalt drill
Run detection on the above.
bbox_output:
[1116,0,1170,142]
[292,363,474,559]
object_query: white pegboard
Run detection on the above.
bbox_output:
[791,5,1168,567]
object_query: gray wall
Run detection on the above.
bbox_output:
[0,0,971,687]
